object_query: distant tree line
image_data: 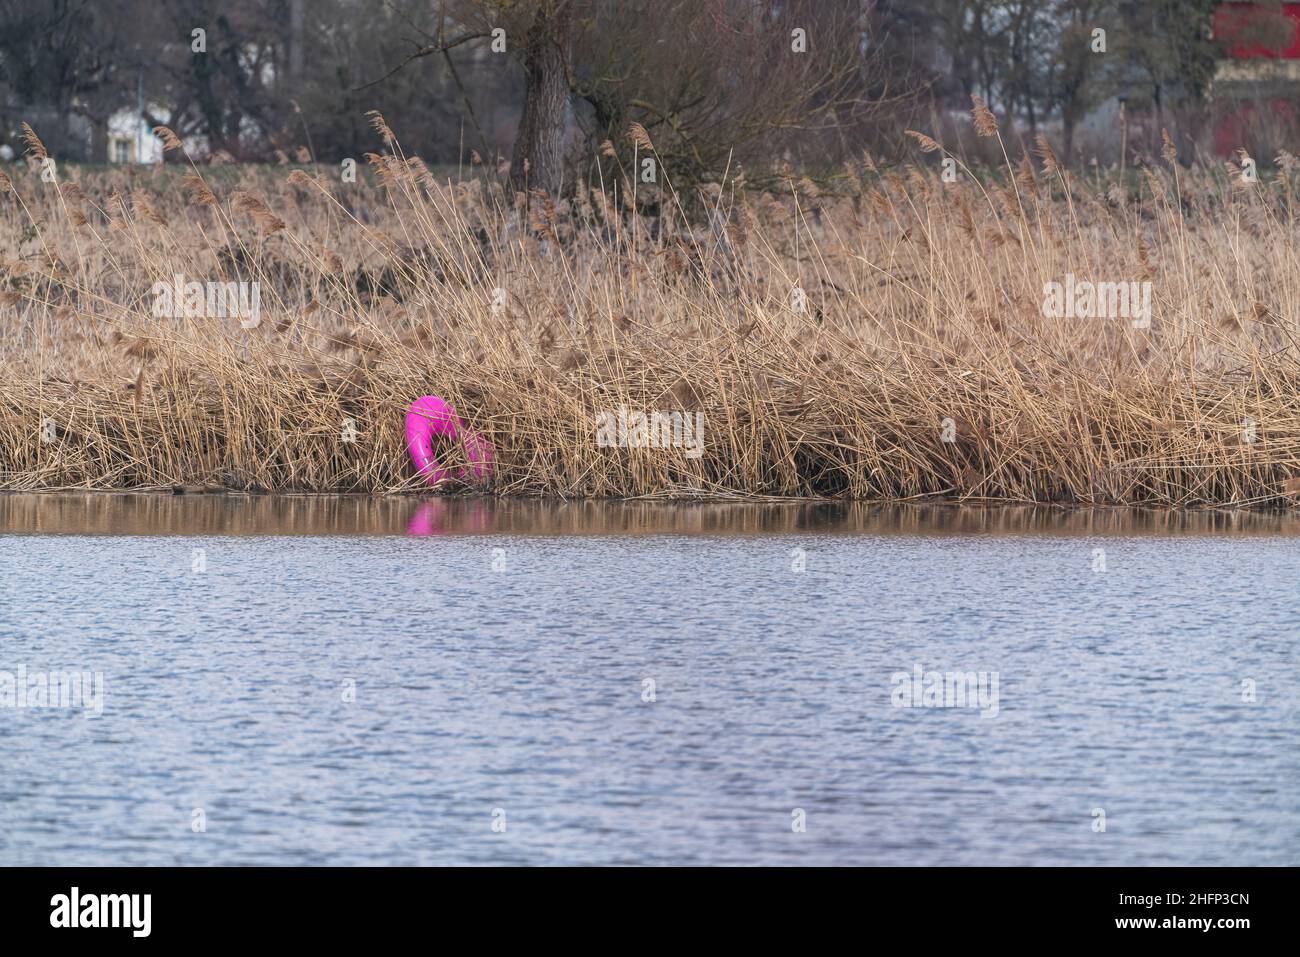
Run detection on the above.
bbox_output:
[0,0,1273,181]
[887,0,1227,161]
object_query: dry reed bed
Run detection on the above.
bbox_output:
[3,115,1300,505]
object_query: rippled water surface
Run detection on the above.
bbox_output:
[2,495,1297,865]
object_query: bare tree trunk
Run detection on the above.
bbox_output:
[509,1,572,195]
[289,0,305,86]
[91,113,108,164]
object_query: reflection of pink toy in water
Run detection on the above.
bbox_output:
[404,395,493,486]
[406,498,494,536]
[406,500,446,536]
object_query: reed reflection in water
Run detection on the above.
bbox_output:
[6,492,1300,538]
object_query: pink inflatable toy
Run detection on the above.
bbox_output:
[405,395,493,485]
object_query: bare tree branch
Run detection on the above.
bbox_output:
[354,31,490,92]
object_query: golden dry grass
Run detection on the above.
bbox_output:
[3,118,1300,505]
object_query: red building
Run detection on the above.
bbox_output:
[1214,1,1300,58]
[1211,2,1300,155]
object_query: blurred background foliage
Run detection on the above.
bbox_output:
[0,0,1293,188]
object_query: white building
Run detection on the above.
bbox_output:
[106,107,164,164]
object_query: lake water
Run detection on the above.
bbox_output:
[2,495,1297,865]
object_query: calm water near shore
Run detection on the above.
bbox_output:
[2,494,1297,865]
